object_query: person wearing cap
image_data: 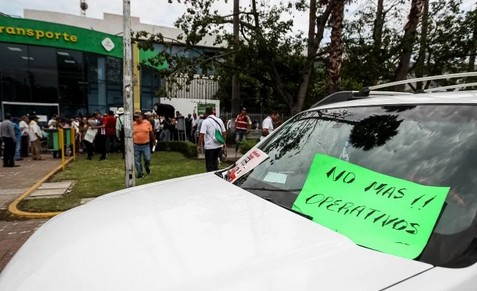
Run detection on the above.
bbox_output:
[133,111,155,178]
[234,107,251,149]
[28,115,43,160]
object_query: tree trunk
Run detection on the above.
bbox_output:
[468,9,477,72]
[326,0,345,95]
[289,0,333,115]
[415,0,429,90]
[371,0,384,85]
[394,0,425,91]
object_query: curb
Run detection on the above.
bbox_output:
[8,157,75,219]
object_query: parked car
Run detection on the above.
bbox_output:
[1,74,477,290]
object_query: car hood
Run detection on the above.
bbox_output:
[0,173,432,291]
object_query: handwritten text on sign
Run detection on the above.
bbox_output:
[292,154,449,259]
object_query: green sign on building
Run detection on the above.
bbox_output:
[0,16,123,58]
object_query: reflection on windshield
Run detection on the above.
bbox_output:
[235,105,477,268]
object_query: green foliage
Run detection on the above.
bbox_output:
[138,0,476,114]
[238,139,259,154]
[342,0,476,89]
[156,141,198,158]
[137,0,333,115]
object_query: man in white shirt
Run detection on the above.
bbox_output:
[261,111,280,141]
[198,108,226,172]
[48,113,58,128]
[19,115,30,157]
[29,115,43,160]
[1,113,17,167]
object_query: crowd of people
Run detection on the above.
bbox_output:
[0,107,280,175]
[0,113,52,167]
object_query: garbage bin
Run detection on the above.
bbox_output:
[63,128,71,147]
[45,129,59,151]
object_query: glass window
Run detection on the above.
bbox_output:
[235,105,477,268]
[106,57,122,83]
[0,43,31,102]
[28,46,58,103]
[140,66,160,110]
[106,82,122,107]
[57,49,87,117]
[85,53,101,82]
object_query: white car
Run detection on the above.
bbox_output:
[1,77,477,290]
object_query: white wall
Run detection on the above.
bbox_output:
[24,9,217,47]
[159,98,221,117]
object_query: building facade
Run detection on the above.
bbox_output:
[0,10,220,119]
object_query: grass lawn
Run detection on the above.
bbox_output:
[19,151,231,213]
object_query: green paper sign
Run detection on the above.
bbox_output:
[292,154,449,259]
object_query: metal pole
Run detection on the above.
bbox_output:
[123,0,135,187]
[231,0,240,117]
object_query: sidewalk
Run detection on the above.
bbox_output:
[0,153,63,204]
[0,153,63,273]
[1,146,242,213]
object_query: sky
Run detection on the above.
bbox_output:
[1,0,191,28]
[1,0,475,32]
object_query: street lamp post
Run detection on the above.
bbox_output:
[123,0,135,187]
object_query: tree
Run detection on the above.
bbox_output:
[326,0,346,94]
[465,7,477,72]
[342,0,472,91]
[394,0,425,91]
[415,0,429,90]
[137,0,338,115]
[341,0,404,87]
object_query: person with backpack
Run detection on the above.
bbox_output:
[198,107,226,172]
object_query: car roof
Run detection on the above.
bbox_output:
[311,72,477,110]
[315,90,477,110]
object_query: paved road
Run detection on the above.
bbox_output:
[0,153,58,273]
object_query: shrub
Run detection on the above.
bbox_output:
[156,141,197,158]
[225,131,236,145]
[238,139,258,154]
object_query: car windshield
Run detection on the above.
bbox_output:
[233,104,477,268]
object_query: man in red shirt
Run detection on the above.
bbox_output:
[133,111,156,178]
[103,110,117,155]
[234,107,251,150]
